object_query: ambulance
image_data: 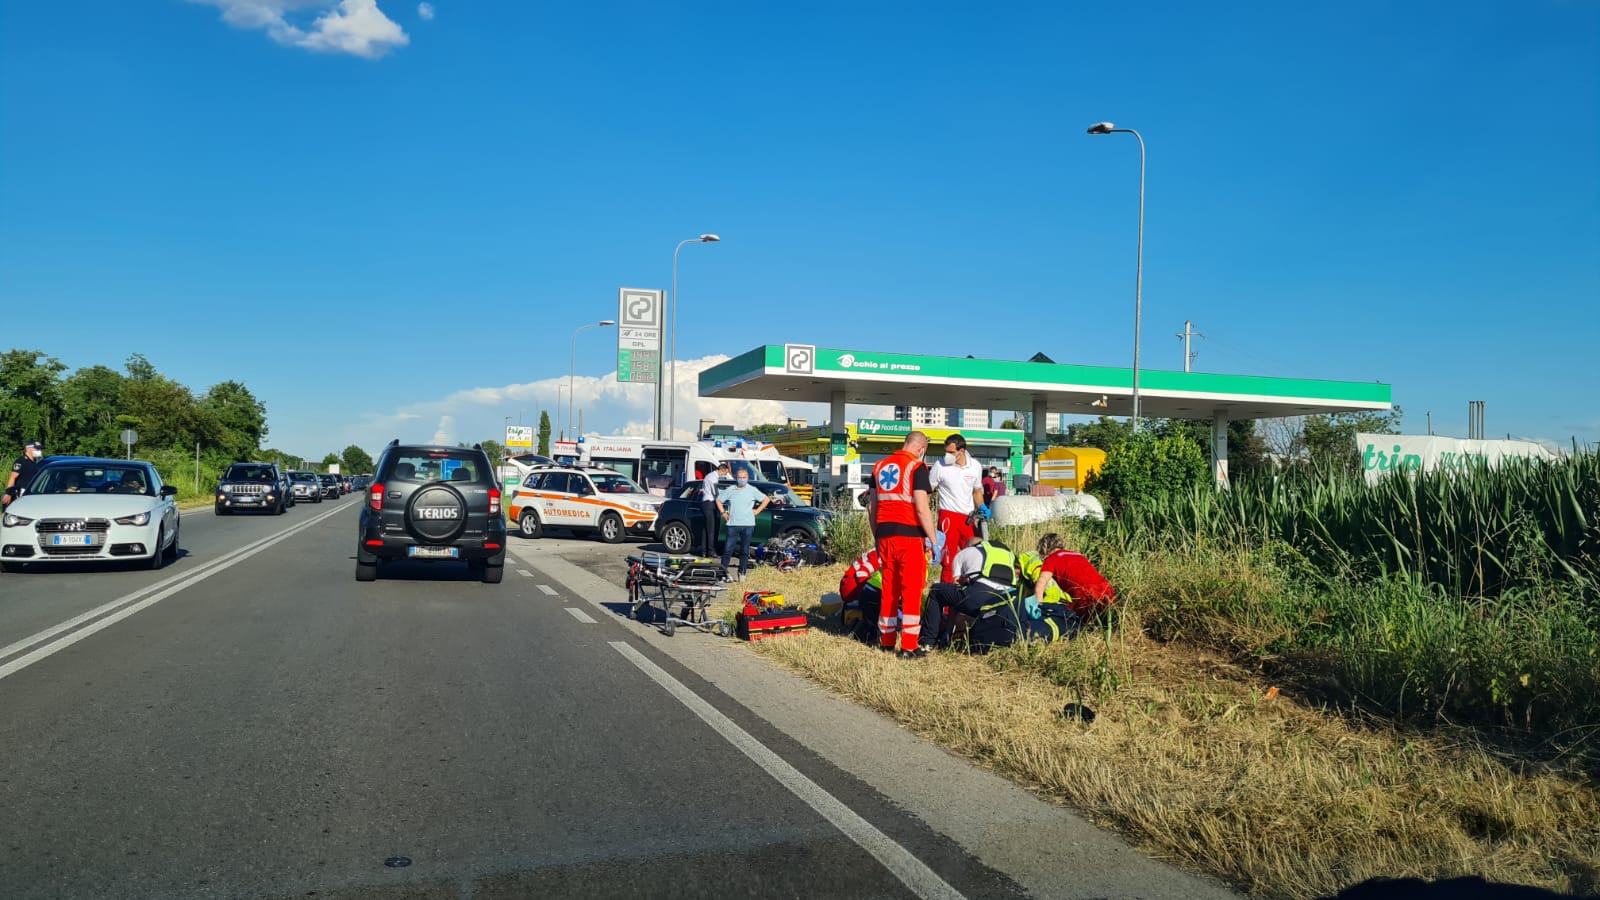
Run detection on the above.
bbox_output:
[547,436,801,498]
[507,465,663,543]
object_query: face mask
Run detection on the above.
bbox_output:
[943,454,956,466]
[736,477,748,486]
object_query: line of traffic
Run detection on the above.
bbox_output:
[0,502,351,682]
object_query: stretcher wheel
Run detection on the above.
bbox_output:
[662,622,676,637]
[715,621,734,638]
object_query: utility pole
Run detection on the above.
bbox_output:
[1175,320,1204,373]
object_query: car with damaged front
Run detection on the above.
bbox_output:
[1,457,180,572]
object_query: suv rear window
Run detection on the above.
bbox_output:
[389,451,484,484]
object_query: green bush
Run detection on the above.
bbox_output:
[1086,432,1208,512]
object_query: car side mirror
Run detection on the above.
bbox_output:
[160,485,178,497]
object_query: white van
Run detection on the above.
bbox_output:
[562,436,794,497]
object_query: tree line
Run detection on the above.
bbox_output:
[0,349,270,464]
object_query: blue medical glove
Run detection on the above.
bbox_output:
[1023,595,1043,619]
[978,504,991,519]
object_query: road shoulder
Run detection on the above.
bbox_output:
[511,543,1238,900]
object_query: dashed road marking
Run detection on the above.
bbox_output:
[518,569,533,577]
[536,584,558,596]
[564,607,597,624]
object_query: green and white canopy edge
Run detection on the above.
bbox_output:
[699,345,1393,486]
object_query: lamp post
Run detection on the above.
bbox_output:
[1087,121,1146,433]
[570,320,616,441]
[555,385,567,439]
[665,234,720,440]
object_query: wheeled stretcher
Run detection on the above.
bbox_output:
[625,552,734,637]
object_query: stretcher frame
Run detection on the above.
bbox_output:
[625,551,734,637]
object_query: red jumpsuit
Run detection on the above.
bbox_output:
[870,449,932,652]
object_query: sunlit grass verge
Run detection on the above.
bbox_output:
[733,559,1600,898]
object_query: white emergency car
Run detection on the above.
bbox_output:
[508,466,662,543]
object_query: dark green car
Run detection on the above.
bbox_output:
[654,480,832,554]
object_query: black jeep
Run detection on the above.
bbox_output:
[355,441,507,583]
[215,462,289,515]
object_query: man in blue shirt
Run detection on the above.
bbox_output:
[718,466,770,580]
[698,462,730,554]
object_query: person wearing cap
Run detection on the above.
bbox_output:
[4,440,44,508]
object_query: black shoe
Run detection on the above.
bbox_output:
[897,648,929,660]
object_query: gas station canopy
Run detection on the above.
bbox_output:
[701,345,1391,420]
[701,345,1391,487]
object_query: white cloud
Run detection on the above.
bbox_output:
[337,355,842,452]
[417,2,435,21]
[190,0,409,59]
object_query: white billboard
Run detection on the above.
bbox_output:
[1358,434,1557,486]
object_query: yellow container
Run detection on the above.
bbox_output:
[1036,447,1106,494]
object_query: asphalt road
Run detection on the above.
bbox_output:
[0,498,1037,899]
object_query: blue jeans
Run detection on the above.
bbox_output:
[722,526,755,575]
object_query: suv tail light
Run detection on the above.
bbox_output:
[488,487,501,516]
[369,483,383,511]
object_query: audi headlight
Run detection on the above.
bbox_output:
[3,513,34,527]
[114,512,152,526]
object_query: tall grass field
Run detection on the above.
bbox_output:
[771,450,1600,895]
[1089,450,1599,745]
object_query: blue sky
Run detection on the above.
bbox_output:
[1,0,1595,459]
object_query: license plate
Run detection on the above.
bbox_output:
[50,534,94,546]
[416,508,459,520]
[408,546,459,559]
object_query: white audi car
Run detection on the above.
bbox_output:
[0,458,180,573]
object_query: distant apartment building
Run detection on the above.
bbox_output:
[893,406,991,430]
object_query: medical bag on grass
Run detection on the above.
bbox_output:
[736,607,809,641]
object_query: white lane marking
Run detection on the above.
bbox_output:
[564,607,597,624]
[0,503,352,682]
[609,641,965,900]
[0,503,349,664]
[518,569,533,577]
[536,584,558,596]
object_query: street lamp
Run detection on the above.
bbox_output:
[666,233,720,440]
[570,320,616,440]
[555,385,567,439]
[1086,121,1147,432]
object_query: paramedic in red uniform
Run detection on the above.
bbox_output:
[866,431,939,659]
[1032,532,1117,622]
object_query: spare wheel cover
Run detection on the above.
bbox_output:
[407,484,468,542]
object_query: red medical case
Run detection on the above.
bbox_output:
[735,608,809,641]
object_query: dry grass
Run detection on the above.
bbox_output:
[732,562,1600,899]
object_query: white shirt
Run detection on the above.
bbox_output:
[952,545,986,580]
[929,455,983,515]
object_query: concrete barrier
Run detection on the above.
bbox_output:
[991,493,1105,526]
